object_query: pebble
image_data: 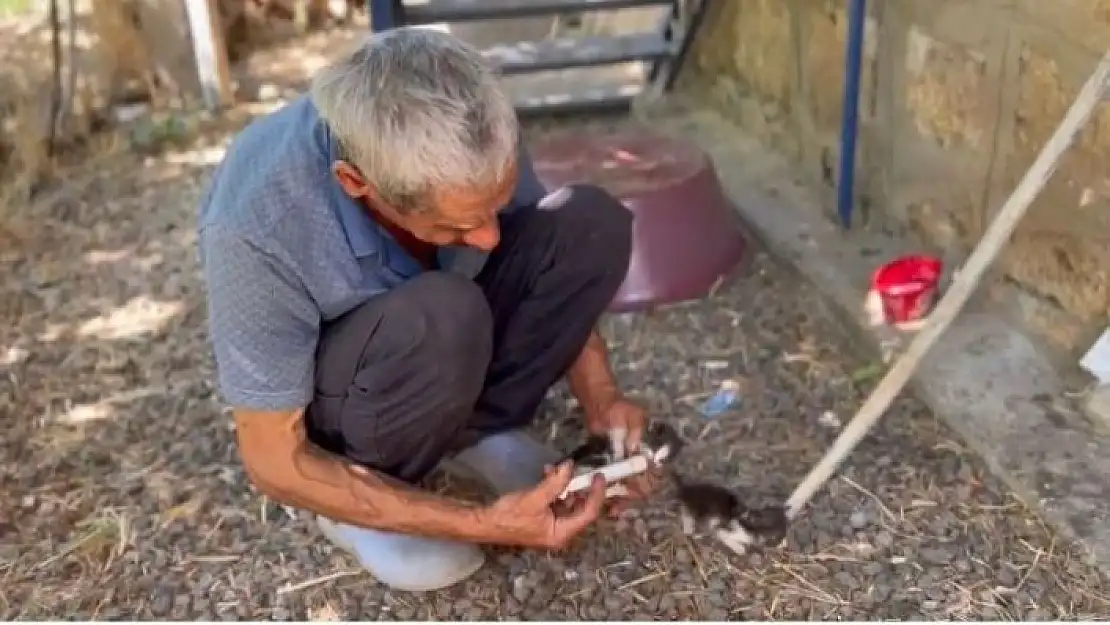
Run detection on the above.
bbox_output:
[834,571,859,589]
[707,607,730,620]
[1026,608,1052,620]
[435,602,451,619]
[706,591,728,608]
[510,576,530,603]
[920,547,950,566]
[924,585,947,601]
[997,566,1018,587]
[849,510,869,529]
[150,591,174,616]
[503,598,523,616]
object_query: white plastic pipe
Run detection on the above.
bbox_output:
[559,455,650,499]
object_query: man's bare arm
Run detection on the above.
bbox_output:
[233,408,493,542]
[566,329,620,421]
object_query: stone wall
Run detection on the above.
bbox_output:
[683,0,1110,360]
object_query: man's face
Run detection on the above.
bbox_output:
[402,163,518,250]
[334,159,519,252]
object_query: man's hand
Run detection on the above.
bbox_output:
[586,396,662,515]
[586,396,647,458]
[567,329,662,516]
[479,461,606,549]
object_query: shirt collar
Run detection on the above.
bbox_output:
[313,103,382,259]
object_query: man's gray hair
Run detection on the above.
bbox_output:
[310,27,519,214]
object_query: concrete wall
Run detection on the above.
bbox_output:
[684,0,1110,360]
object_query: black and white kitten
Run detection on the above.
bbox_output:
[642,421,685,465]
[561,421,686,497]
[562,421,686,467]
[670,471,788,556]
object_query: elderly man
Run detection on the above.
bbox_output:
[198,28,653,591]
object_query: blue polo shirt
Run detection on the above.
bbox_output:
[198,95,546,411]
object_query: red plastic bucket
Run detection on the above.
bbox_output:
[871,255,943,324]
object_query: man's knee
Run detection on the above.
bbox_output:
[545,183,633,280]
[310,272,494,479]
[384,271,494,381]
[315,272,493,399]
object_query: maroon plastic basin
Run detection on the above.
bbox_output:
[531,129,750,312]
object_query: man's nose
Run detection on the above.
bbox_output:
[463,223,500,251]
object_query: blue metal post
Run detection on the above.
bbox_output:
[369,0,400,32]
[836,0,867,228]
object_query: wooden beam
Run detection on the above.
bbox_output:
[184,0,234,110]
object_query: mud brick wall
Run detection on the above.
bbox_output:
[684,0,1110,359]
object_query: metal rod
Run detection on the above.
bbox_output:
[661,0,711,92]
[835,0,867,228]
[369,0,401,32]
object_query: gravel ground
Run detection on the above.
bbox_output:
[2,119,1110,621]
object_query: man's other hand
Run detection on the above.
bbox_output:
[479,461,605,549]
[585,395,661,514]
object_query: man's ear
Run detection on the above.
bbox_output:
[332,160,370,199]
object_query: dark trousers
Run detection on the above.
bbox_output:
[305,185,633,484]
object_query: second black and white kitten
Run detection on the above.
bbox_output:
[670,471,788,556]
[643,421,685,465]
